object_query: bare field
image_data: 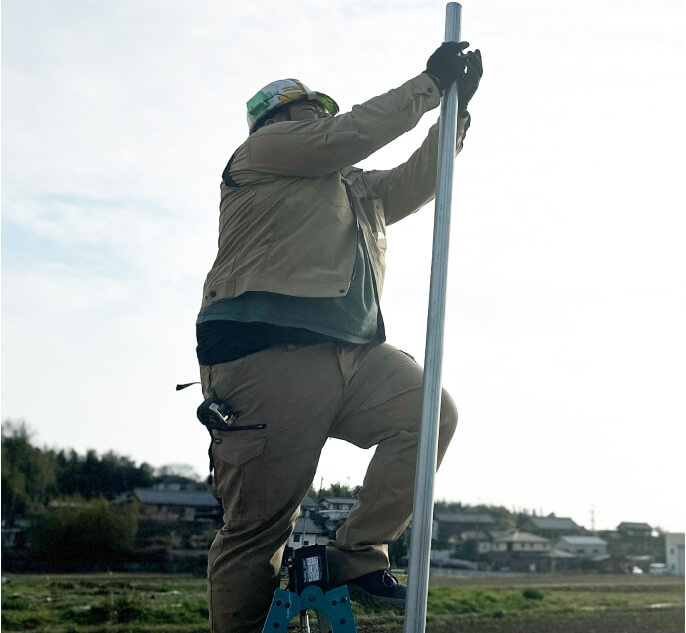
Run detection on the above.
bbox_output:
[429,571,685,589]
[423,573,685,633]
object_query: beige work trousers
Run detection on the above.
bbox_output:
[199,341,457,633]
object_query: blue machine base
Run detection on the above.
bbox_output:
[262,584,357,633]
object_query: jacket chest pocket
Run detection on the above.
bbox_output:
[212,435,266,528]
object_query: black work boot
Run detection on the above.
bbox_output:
[347,569,406,609]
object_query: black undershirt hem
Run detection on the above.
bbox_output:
[196,320,341,365]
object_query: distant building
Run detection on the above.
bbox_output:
[520,515,583,539]
[122,487,221,524]
[617,522,653,554]
[479,530,551,572]
[554,535,608,559]
[433,513,496,542]
[490,530,551,554]
[617,522,652,538]
[287,517,329,548]
[665,533,685,576]
[153,474,200,492]
[458,530,494,555]
[300,496,320,518]
[601,522,656,557]
[319,497,357,521]
[111,484,222,564]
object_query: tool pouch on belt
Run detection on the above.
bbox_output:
[196,397,266,472]
[197,397,236,472]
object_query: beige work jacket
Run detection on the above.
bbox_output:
[201,72,469,310]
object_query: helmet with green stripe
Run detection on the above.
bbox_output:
[246,78,339,132]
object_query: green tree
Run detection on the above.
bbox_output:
[155,463,202,481]
[2,420,57,521]
[31,497,138,562]
[318,482,359,499]
[55,448,154,499]
[3,418,155,522]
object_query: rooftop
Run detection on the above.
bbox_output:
[493,531,549,544]
[557,536,607,546]
[321,497,357,505]
[617,522,652,531]
[435,513,496,525]
[132,487,219,508]
[525,516,580,530]
[459,530,491,541]
[293,517,327,535]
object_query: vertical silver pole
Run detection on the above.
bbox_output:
[403,4,461,633]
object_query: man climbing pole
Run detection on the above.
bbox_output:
[196,41,483,633]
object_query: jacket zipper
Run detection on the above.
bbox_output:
[342,178,360,283]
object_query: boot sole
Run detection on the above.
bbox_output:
[347,583,406,610]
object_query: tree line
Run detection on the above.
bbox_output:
[2,420,166,564]
[2,420,156,523]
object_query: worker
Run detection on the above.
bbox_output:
[196,41,483,633]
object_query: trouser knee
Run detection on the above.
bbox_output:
[438,389,458,451]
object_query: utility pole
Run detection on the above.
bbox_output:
[403,4,462,633]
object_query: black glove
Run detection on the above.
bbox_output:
[458,49,483,115]
[425,41,470,93]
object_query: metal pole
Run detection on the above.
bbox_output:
[403,4,461,633]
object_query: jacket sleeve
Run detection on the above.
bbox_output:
[363,113,470,226]
[239,73,441,178]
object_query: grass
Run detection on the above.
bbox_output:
[1,574,209,632]
[1,572,683,632]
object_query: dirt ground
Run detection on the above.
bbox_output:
[353,574,685,633]
[420,608,685,633]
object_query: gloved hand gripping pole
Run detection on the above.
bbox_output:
[403,4,462,633]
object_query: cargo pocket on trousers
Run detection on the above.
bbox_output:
[212,435,267,528]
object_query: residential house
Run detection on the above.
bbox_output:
[319,497,357,521]
[614,522,654,556]
[287,517,329,548]
[433,512,496,543]
[617,522,652,538]
[600,522,660,559]
[520,514,583,539]
[481,530,551,572]
[153,474,199,491]
[665,533,685,576]
[126,487,222,524]
[300,495,320,518]
[458,530,496,555]
[554,535,608,560]
[283,496,359,551]
[111,483,222,570]
[490,530,550,554]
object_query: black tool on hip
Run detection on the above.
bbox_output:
[197,397,237,431]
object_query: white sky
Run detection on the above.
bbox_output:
[2,0,684,533]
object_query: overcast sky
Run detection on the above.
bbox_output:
[2,0,684,533]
